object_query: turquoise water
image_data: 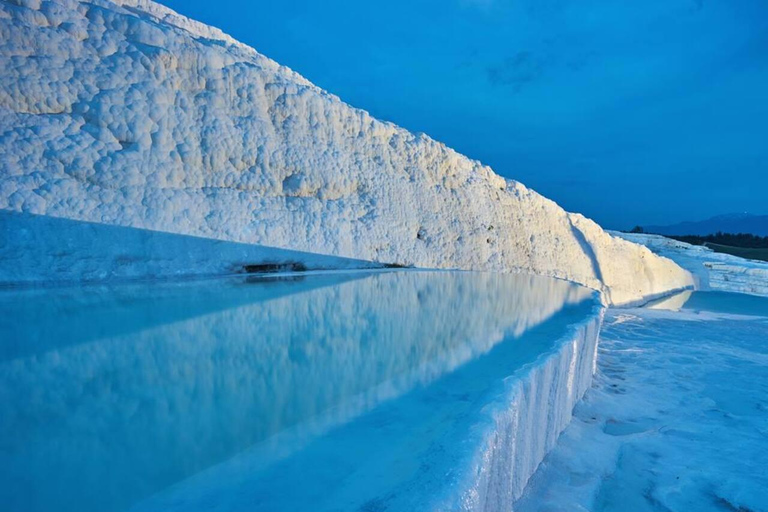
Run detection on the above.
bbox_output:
[0,270,597,512]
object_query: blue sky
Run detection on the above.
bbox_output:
[159,0,768,229]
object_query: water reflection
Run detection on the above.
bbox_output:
[0,271,595,512]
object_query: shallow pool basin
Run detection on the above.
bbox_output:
[0,270,602,512]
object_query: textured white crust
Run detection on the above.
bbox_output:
[0,0,692,304]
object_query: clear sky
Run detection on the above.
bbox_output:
[158,0,768,229]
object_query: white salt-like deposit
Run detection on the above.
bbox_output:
[516,292,768,512]
[616,232,768,297]
[0,0,693,305]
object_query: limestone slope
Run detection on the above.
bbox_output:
[0,0,692,303]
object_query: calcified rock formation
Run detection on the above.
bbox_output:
[0,0,692,303]
[616,232,768,297]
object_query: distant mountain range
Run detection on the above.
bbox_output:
[645,213,768,237]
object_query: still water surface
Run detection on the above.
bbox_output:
[0,270,598,512]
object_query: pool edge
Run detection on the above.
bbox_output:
[451,303,605,511]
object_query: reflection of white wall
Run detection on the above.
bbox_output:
[0,271,597,512]
[0,0,691,304]
[131,279,604,512]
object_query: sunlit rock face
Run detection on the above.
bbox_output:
[0,0,692,303]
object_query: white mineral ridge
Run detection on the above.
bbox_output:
[615,232,768,298]
[0,0,692,304]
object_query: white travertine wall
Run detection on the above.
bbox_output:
[615,232,768,298]
[0,0,692,304]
